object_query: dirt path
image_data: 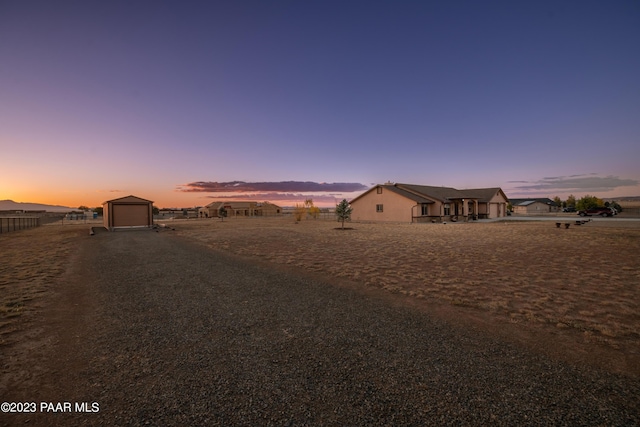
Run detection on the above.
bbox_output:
[2,228,639,426]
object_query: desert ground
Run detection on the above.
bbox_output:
[168,215,640,375]
[0,217,640,425]
[3,216,638,375]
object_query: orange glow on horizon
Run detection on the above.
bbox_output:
[1,189,345,210]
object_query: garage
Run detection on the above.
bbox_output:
[103,195,154,230]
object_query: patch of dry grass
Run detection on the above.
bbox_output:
[171,217,640,352]
[0,225,83,345]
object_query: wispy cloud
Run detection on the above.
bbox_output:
[205,192,343,203]
[178,181,368,193]
[509,175,639,193]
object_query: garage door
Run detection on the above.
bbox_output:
[112,204,150,227]
[489,203,499,218]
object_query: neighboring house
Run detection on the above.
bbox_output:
[199,201,282,218]
[509,198,559,214]
[103,195,154,230]
[156,209,186,219]
[350,183,509,223]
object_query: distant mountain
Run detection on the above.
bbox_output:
[0,199,74,212]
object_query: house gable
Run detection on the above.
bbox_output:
[351,185,425,222]
[459,188,508,204]
[102,195,154,205]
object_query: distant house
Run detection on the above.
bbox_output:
[350,183,509,223]
[509,198,559,214]
[103,195,154,230]
[199,201,282,218]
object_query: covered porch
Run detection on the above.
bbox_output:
[411,198,481,223]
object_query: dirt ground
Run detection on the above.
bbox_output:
[1,216,639,394]
[166,216,640,376]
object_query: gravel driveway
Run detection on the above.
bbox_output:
[6,228,638,426]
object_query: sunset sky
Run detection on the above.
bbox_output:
[1,1,638,208]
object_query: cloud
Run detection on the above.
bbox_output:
[205,192,343,203]
[510,175,639,192]
[178,181,368,193]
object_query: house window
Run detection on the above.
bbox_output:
[376,204,383,213]
[377,187,382,194]
[421,204,429,216]
[443,204,450,215]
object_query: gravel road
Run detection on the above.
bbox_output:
[6,228,639,426]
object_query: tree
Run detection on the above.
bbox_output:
[293,203,306,222]
[553,196,562,208]
[335,199,352,229]
[576,195,603,211]
[78,205,89,211]
[304,198,320,219]
[566,194,576,208]
[219,206,228,221]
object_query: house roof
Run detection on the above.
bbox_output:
[385,185,435,203]
[509,198,557,206]
[351,183,508,205]
[458,187,509,203]
[349,184,433,204]
[102,195,154,205]
[395,184,465,202]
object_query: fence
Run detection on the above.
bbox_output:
[0,217,41,234]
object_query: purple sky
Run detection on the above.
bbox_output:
[1,1,638,208]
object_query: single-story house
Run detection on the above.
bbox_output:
[103,195,154,230]
[350,183,509,223]
[509,198,559,214]
[199,201,282,218]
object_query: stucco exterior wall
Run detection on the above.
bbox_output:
[469,192,506,218]
[513,202,549,214]
[103,203,110,228]
[351,188,416,222]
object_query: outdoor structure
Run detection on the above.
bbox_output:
[198,201,282,218]
[350,183,509,223]
[103,195,154,230]
[509,198,559,214]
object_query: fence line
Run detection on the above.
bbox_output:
[0,217,41,234]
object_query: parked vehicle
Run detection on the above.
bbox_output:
[562,206,576,212]
[577,207,614,217]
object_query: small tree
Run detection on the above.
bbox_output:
[293,203,306,222]
[566,194,576,208]
[553,196,562,208]
[219,206,228,221]
[304,198,320,219]
[335,199,352,229]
